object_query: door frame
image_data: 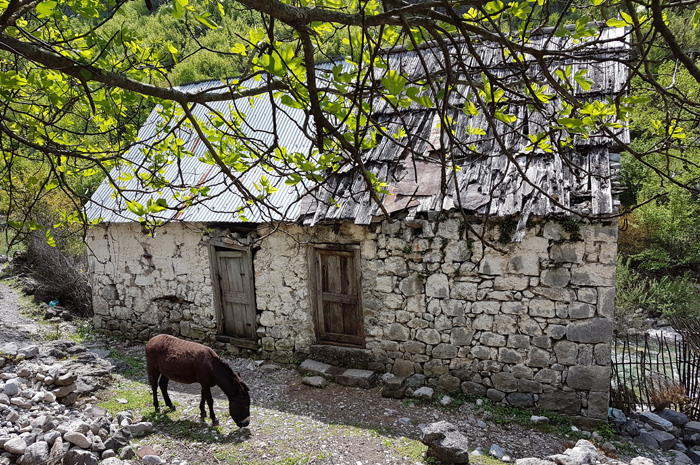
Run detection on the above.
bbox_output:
[307,243,365,348]
[208,239,258,349]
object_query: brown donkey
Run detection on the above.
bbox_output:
[145,334,250,427]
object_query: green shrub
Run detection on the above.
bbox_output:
[616,257,700,317]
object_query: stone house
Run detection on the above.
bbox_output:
[86,28,628,419]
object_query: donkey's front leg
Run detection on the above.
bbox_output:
[200,386,218,425]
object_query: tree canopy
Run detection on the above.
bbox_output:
[1,0,699,242]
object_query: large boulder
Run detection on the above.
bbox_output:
[658,409,689,427]
[420,421,470,464]
[637,411,675,432]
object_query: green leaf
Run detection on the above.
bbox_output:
[0,71,27,90]
[557,118,586,131]
[381,70,406,96]
[606,18,627,27]
[231,43,247,55]
[693,7,700,28]
[406,87,433,108]
[45,229,56,248]
[574,69,594,91]
[35,0,57,17]
[195,13,219,30]
[173,0,188,19]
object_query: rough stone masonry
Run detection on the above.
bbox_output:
[88,213,617,419]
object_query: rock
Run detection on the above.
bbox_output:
[142,455,164,465]
[101,458,123,465]
[600,442,616,454]
[672,452,694,465]
[687,449,700,464]
[633,431,659,448]
[515,459,557,465]
[490,444,507,459]
[64,431,92,449]
[119,446,135,460]
[630,458,656,465]
[52,383,76,398]
[530,416,550,424]
[55,373,78,387]
[638,411,675,432]
[84,406,108,419]
[684,422,700,445]
[649,430,677,450]
[547,439,599,465]
[18,441,49,465]
[4,436,27,455]
[302,376,328,389]
[62,449,98,465]
[659,409,689,427]
[126,422,153,436]
[7,409,20,422]
[43,431,61,446]
[104,428,131,451]
[18,346,39,359]
[4,380,19,397]
[420,421,470,464]
[412,387,434,400]
[381,377,406,399]
[440,396,453,406]
[1,342,18,357]
[623,420,641,437]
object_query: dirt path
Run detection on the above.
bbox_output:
[0,280,577,465]
[0,281,40,344]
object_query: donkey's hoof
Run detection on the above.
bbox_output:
[167,405,176,411]
[212,419,220,426]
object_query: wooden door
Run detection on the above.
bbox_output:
[309,246,364,347]
[210,247,257,346]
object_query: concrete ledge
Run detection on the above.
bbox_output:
[300,359,378,389]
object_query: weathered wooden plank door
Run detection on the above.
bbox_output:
[210,247,257,346]
[309,246,364,347]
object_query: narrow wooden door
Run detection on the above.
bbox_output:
[211,248,256,344]
[310,246,364,347]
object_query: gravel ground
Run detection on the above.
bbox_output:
[0,278,602,465]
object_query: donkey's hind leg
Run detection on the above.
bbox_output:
[147,364,161,412]
[158,376,175,410]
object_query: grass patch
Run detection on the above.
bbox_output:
[473,398,582,437]
[98,379,152,416]
[109,349,147,379]
[382,436,426,461]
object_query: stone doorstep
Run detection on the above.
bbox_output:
[299,359,378,389]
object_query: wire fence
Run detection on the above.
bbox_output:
[611,330,700,420]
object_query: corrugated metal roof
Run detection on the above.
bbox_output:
[86,28,629,228]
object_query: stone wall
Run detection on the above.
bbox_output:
[253,216,617,419]
[88,215,617,419]
[87,222,218,342]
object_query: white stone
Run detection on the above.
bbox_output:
[64,431,92,449]
[425,274,449,298]
[3,436,27,455]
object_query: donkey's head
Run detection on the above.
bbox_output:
[229,373,250,427]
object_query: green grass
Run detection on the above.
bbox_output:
[382,436,426,461]
[99,379,152,415]
[108,349,147,379]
